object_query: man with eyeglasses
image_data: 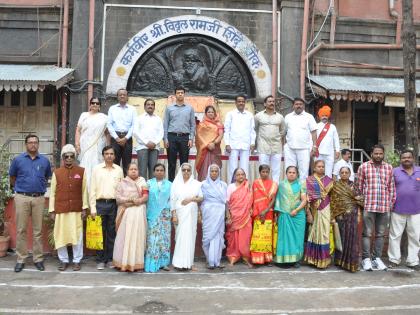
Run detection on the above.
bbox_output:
[48,144,88,271]
[9,134,52,272]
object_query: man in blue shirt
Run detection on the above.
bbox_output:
[9,134,52,272]
[107,88,136,175]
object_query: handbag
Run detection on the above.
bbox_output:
[86,215,103,250]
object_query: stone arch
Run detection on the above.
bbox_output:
[106,15,271,99]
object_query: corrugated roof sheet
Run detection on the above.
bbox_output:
[309,75,420,94]
[0,64,74,91]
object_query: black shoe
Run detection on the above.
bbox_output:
[14,263,25,273]
[34,261,45,271]
[407,264,420,271]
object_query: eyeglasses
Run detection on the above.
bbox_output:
[90,102,100,105]
[181,169,191,172]
[64,154,75,159]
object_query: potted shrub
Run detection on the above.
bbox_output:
[0,147,12,257]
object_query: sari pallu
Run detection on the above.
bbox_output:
[144,178,172,273]
[113,177,148,272]
[304,175,334,269]
[226,180,253,263]
[274,179,306,263]
[195,117,223,181]
[331,180,364,272]
[250,179,278,264]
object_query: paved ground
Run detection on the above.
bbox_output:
[1,253,420,315]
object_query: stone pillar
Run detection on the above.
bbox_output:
[279,0,304,114]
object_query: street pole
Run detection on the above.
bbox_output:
[402,0,419,159]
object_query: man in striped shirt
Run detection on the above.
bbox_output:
[357,144,396,271]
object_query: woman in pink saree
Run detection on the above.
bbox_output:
[226,168,254,268]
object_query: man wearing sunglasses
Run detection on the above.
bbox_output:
[48,144,88,271]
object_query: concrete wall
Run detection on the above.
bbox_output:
[67,0,277,142]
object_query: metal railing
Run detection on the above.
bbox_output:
[349,148,370,170]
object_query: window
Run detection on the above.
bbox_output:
[43,87,55,107]
[27,91,37,106]
[0,91,4,106]
[11,91,20,106]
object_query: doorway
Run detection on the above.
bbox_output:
[353,102,378,155]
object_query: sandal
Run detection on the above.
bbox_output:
[58,262,68,271]
[72,263,81,271]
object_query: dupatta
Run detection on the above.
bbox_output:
[195,116,223,173]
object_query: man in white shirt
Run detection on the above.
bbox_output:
[133,98,164,179]
[314,105,340,177]
[333,148,355,181]
[107,88,137,175]
[255,95,286,183]
[225,95,256,180]
[284,97,317,180]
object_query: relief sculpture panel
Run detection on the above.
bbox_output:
[127,35,255,98]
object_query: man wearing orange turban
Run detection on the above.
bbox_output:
[314,105,340,177]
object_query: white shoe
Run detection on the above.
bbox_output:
[96,262,105,270]
[362,258,373,271]
[372,257,388,271]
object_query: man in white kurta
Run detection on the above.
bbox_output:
[284,98,317,179]
[224,95,256,180]
[133,99,164,179]
[49,144,88,271]
[314,105,340,177]
[255,95,286,183]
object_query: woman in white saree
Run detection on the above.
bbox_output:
[75,97,109,189]
[171,163,203,271]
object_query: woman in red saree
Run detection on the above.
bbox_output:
[226,168,254,268]
[250,165,278,265]
[195,105,223,181]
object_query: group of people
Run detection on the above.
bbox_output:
[8,87,419,274]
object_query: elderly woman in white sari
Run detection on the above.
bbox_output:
[75,97,109,190]
[171,163,203,271]
[201,164,227,269]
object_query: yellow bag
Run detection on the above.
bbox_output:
[250,219,274,253]
[329,224,335,255]
[86,216,103,250]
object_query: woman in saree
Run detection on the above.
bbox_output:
[226,168,254,268]
[201,164,227,269]
[331,166,364,272]
[274,166,307,267]
[171,163,203,271]
[75,97,109,190]
[144,163,172,273]
[304,160,334,269]
[250,164,278,265]
[195,105,224,181]
[113,163,148,272]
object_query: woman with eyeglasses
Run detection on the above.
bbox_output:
[170,163,203,271]
[113,162,148,272]
[75,97,109,190]
[226,168,254,268]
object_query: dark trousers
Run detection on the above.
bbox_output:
[137,148,158,180]
[96,200,117,263]
[111,137,133,175]
[167,133,190,181]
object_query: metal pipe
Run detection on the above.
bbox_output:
[61,0,68,67]
[319,62,420,71]
[87,0,95,103]
[389,0,402,45]
[329,0,336,44]
[61,0,69,147]
[57,0,63,66]
[300,0,310,99]
[271,0,278,96]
